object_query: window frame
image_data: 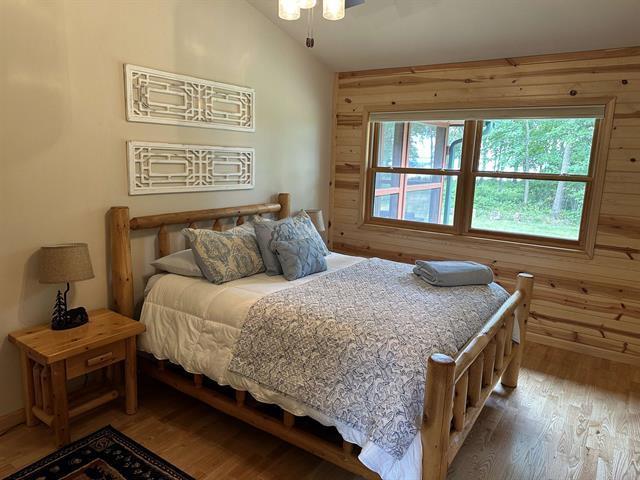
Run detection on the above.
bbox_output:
[361,100,613,255]
[365,120,468,235]
[368,121,462,227]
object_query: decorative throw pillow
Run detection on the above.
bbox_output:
[182,227,265,284]
[254,212,328,276]
[254,218,300,276]
[150,249,202,277]
[272,237,328,281]
[291,211,329,256]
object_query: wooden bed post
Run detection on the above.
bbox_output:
[422,353,455,480]
[109,207,134,318]
[278,193,291,219]
[502,273,534,388]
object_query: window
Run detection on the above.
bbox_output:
[365,106,606,249]
[369,120,463,228]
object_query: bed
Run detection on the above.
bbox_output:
[109,193,534,480]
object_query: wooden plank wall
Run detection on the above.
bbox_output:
[329,47,640,366]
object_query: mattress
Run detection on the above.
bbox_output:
[140,253,365,385]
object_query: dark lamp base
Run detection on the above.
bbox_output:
[52,306,89,331]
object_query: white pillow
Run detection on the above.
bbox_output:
[151,249,202,277]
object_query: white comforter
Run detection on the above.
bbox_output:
[139,253,422,480]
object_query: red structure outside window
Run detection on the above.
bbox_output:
[372,121,463,225]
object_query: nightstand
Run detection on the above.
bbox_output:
[8,309,145,446]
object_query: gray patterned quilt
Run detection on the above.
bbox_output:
[228,258,509,459]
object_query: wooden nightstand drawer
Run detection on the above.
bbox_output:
[66,341,126,379]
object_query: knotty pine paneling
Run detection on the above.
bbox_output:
[329,47,640,366]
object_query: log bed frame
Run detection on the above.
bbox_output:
[109,192,534,480]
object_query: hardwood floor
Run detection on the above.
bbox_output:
[449,344,640,480]
[1,343,638,480]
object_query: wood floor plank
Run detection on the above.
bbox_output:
[0,343,638,479]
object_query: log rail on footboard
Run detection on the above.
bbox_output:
[108,192,533,480]
[422,273,534,480]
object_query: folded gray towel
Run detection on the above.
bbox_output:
[413,260,493,287]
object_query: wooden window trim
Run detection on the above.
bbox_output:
[371,167,462,176]
[360,98,615,257]
[471,171,592,182]
[366,120,468,233]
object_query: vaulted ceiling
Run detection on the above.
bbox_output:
[248,0,640,71]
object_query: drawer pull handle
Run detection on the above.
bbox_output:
[86,352,113,367]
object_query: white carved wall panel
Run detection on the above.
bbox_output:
[125,65,255,131]
[128,141,254,195]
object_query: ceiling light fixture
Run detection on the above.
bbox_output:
[323,0,345,20]
[278,0,300,21]
[278,0,353,48]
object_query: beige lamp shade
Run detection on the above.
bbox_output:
[305,209,326,233]
[39,243,94,284]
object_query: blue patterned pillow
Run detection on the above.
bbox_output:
[254,211,328,276]
[292,211,329,256]
[254,218,298,276]
[182,227,265,284]
[272,237,327,281]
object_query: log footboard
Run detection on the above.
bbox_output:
[421,273,534,480]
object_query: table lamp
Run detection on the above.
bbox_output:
[39,243,94,330]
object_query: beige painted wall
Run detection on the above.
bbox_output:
[0,0,333,416]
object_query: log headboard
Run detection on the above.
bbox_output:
[108,193,291,318]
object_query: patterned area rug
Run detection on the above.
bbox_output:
[4,425,194,480]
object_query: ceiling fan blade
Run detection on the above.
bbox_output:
[346,0,365,8]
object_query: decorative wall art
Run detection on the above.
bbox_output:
[127,141,254,195]
[124,64,255,132]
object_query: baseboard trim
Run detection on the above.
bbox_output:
[0,408,25,435]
